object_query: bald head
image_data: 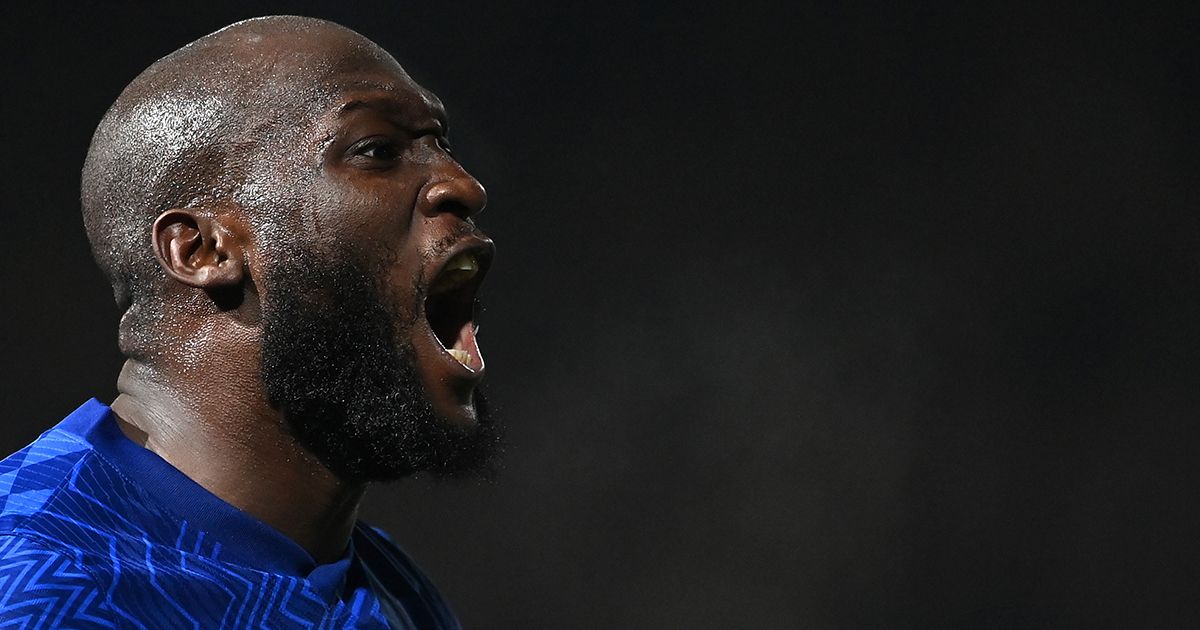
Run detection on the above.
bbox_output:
[81,16,413,359]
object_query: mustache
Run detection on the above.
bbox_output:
[426,222,485,261]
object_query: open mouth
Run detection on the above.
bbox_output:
[424,244,492,374]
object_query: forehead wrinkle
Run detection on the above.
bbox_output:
[334,94,449,133]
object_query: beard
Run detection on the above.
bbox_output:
[258,245,500,483]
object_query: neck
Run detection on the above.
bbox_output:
[110,359,366,565]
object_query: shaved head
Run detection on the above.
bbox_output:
[81,16,404,359]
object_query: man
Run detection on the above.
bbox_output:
[0,15,498,629]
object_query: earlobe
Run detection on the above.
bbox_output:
[152,209,245,290]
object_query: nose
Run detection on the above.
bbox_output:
[416,162,488,221]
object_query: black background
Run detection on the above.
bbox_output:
[3,1,1199,628]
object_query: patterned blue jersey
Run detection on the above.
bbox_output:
[0,399,461,629]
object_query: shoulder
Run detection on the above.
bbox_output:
[0,533,118,628]
[0,418,104,542]
[0,400,120,534]
[0,432,135,565]
[0,423,93,521]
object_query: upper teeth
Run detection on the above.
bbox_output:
[431,252,478,293]
[449,252,478,273]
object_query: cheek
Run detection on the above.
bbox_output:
[384,248,427,317]
[309,175,424,251]
[307,185,391,240]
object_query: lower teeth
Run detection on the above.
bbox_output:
[448,349,471,365]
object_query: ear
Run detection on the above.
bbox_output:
[151,209,245,290]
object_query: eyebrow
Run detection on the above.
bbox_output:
[335,94,449,134]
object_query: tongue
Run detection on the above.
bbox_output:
[446,322,483,371]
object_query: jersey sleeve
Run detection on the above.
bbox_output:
[0,534,118,629]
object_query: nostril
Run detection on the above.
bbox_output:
[420,175,487,219]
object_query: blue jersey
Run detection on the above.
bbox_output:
[0,399,461,629]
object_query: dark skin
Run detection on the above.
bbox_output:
[108,22,491,564]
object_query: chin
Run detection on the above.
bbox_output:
[433,398,480,427]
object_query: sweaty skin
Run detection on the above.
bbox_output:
[101,18,491,564]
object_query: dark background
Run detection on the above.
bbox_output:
[2,1,1199,627]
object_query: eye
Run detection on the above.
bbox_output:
[351,137,400,161]
[436,137,454,157]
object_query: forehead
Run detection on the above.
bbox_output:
[329,75,447,124]
[214,24,443,127]
[285,44,447,132]
[274,29,441,117]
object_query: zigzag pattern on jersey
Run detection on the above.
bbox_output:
[0,418,416,628]
[0,424,92,523]
[0,535,114,629]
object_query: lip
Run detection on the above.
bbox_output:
[417,232,495,384]
[426,234,495,301]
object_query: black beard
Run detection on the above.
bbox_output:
[258,247,500,482]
